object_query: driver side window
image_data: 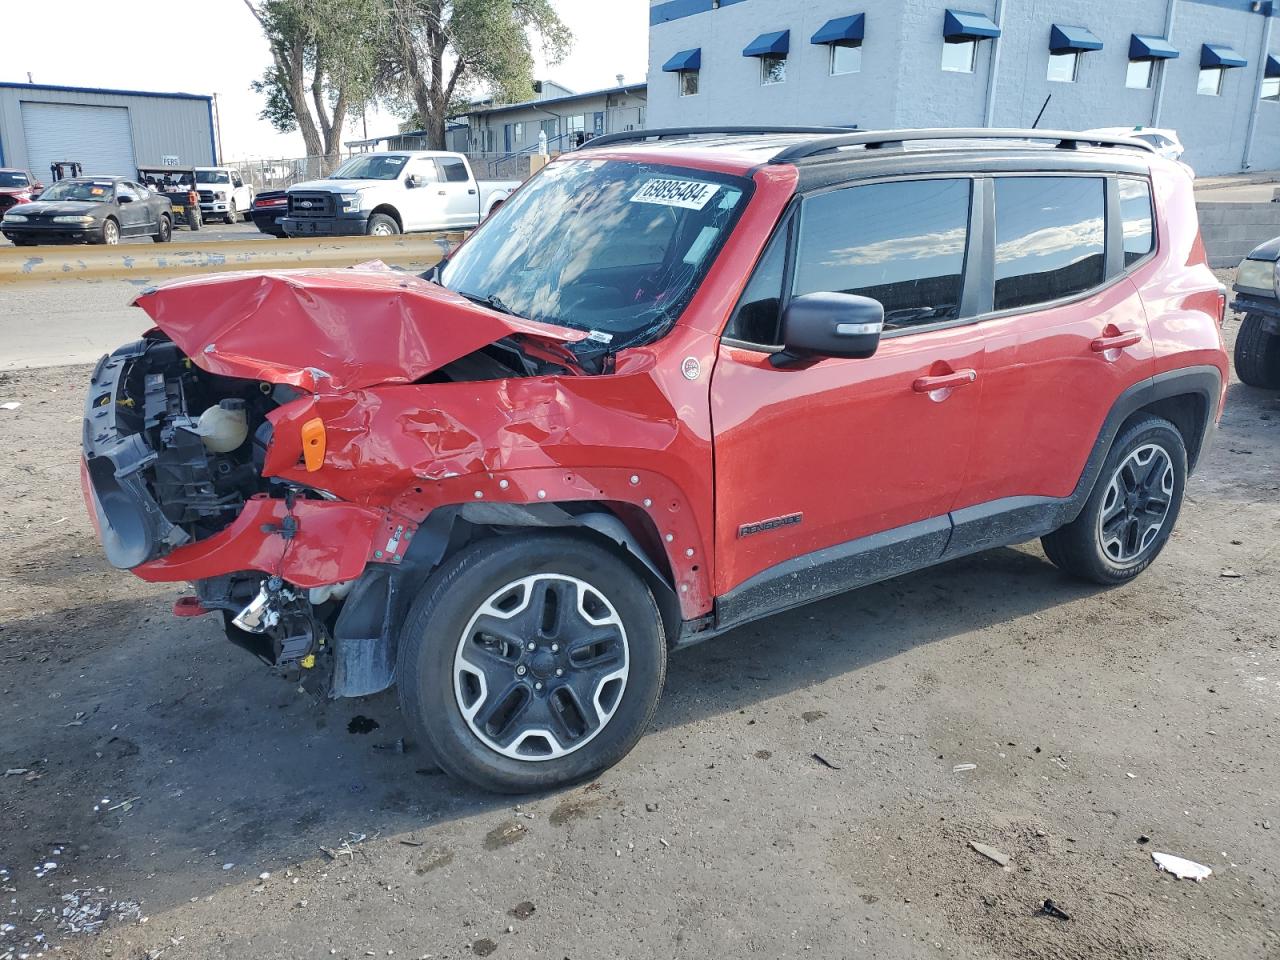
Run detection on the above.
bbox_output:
[793,179,972,331]
[116,182,139,202]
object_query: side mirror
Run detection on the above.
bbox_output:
[406,175,424,189]
[771,292,884,368]
[118,194,135,204]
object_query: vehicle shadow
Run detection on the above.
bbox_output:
[0,538,1099,929]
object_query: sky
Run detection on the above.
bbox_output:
[2,0,650,161]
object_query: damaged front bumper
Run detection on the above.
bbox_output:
[80,334,419,695]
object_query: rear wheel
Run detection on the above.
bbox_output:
[152,214,172,243]
[1041,416,1187,585]
[397,533,667,794]
[1234,313,1280,389]
[367,213,399,236]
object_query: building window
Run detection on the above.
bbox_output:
[1198,67,1226,96]
[1263,76,1280,102]
[680,69,700,96]
[513,122,524,142]
[830,41,862,75]
[540,118,557,139]
[1126,59,1156,89]
[761,54,787,84]
[942,39,978,73]
[1046,50,1080,83]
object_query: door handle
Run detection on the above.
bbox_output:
[437,190,448,196]
[913,369,978,393]
[1091,330,1142,352]
[468,188,477,195]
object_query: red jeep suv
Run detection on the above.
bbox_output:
[82,128,1228,793]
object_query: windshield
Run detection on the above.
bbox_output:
[0,171,29,188]
[196,170,231,184]
[329,154,409,181]
[41,180,114,202]
[440,159,752,348]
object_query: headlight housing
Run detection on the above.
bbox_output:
[53,215,94,224]
[215,191,227,201]
[1237,258,1277,295]
[339,192,363,212]
[3,213,28,222]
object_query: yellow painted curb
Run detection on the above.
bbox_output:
[0,232,464,285]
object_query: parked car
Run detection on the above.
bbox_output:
[2,176,172,245]
[279,151,518,237]
[80,127,1227,793]
[250,190,288,237]
[1229,239,1280,388]
[195,167,254,224]
[137,167,202,231]
[1085,126,1186,163]
[0,168,44,218]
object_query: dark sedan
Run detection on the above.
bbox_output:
[1,176,172,246]
[250,190,288,237]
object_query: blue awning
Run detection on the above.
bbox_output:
[744,30,790,57]
[812,14,866,46]
[1050,24,1102,53]
[1129,34,1179,61]
[1202,43,1247,69]
[944,9,1001,41]
[1268,54,1280,78]
[662,48,702,72]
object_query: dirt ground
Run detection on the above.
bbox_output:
[0,278,1277,960]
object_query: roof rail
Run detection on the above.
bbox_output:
[579,126,856,151]
[768,128,1159,164]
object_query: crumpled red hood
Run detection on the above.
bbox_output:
[133,263,587,392]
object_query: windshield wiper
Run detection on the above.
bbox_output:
[460,291,522,319]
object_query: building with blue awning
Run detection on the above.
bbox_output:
[646,0,1280,175]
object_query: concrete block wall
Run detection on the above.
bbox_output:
[1196,200,1280,266]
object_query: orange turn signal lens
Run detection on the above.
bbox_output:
[300,417,326,472]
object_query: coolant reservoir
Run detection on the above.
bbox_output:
[198,398,249,453]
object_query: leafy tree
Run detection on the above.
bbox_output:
[379,0,573,149]
[244,0,383,164]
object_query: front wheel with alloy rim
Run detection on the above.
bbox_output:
[397,533,667,794]
[1041,415,1187,585]
[98,219,120,245]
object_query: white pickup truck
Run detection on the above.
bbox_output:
[195,167,255,224]
[280,151,520,237]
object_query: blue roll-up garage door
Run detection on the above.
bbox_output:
[21,101,137,178]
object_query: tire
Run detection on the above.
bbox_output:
[152,214,172,243]
[1234,313,1280,389]
[1041,415,1187,585]
[224,202,237,225]
[366,213,399,236]
[397,532,667,794]
[96,218,120,245]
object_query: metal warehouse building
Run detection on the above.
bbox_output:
[647,0,1280,175]
[0,82,215,180]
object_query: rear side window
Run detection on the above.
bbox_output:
[793,179,971,330]
[994,177,1105,311]
[1119,178,1155,266]
[437,158,470,183]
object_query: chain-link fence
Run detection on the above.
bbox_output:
[224,155,349,192]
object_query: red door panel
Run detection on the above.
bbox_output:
[710,325,985,596]
[960,276,1154,508]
